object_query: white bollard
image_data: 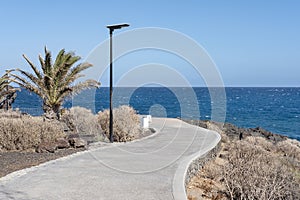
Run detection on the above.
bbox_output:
[142,117,149,128]
[147,115,152,123]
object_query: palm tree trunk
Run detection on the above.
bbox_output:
[43,103,60,120]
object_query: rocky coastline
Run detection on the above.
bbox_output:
[185,119,289,143]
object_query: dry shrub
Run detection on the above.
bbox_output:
[245,136,276,152]
[0,109,22,119]
[61,106,103,135]
[220,132,230,144]
[277,139,300,162]
[98,105,141,142]
[207,121,224,134]
[0,115,65,151]
[202,160,222,180]
[223,139,299,199]
[61,106,107,142]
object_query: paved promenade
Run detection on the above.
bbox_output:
[0,118,220,200]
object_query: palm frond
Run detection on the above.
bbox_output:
[15,68,42,88]
[0,72,16,94]
[9,73,41,95]
[55,87,73,102]
[53,49,66,73]
[39,54,46,73]
[64,62,93,85]
[71,79,100,94]
[44,47,53,77]
[22,54,43,79]
[0,77,8,93]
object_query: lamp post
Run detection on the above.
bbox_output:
[106,23,130,143]
[4,71,9,111]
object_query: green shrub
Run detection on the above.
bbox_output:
[0,113,65,151]
[98,105,141,142]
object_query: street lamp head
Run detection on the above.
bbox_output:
[107,23,130,31]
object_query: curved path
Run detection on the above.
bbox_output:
[0,118,220,200]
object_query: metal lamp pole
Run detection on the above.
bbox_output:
[106,23,129,143]
[4,71,9,111]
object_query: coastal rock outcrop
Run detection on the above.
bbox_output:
[249,127,286,142]
[185,119,288,143]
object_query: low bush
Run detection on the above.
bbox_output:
[222,139,299,199]
[244,136,276,152]
[61,107,101,134]
[61,106,107,142]
[98,105,141,142]
[277,139,300,162]
[0,109,22,118]
[0,113,65,151]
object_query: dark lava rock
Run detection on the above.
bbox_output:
[56,138,70,149]
[184,119,287,143]
[69,138,87,148]
[248,127,287,142]
[36,142,57,153]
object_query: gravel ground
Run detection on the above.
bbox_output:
[0,148,85,178]
[0,128,155,179]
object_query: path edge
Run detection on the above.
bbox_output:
[172,129,221,200]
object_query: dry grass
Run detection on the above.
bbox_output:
[187,122,300,200]
[0,111,65,151]
[98,105,141,142]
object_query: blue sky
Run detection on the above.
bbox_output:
[0,0,299,86]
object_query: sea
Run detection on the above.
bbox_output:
[13,87,300,141]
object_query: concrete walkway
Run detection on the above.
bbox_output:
[0,118,220,200]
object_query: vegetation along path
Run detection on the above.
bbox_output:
[0,118,220,200]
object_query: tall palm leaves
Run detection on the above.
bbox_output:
[0,74,9,94]
[0,71,19,110]
[11,47,100,118]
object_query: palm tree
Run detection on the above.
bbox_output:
[11,47,100,119]
[0,71,19,110]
